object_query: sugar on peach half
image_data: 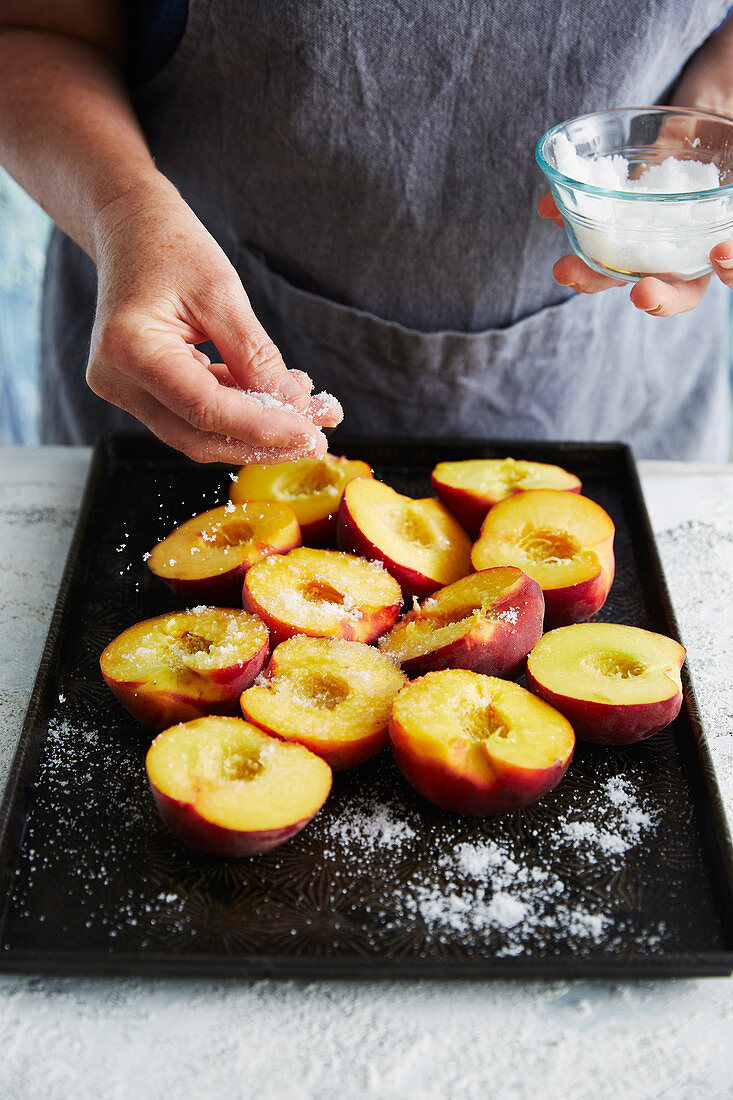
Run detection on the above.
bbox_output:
[389,670,574,816]
[230,454,372,546]
[241,636,407,770]
[338,478,472,599]
[471,489,615,627]
[378,567,544,679]
[100,608,269,729]
[526,623,686,745]
[243,547,402,645]
[146,716,332,857]
[431,457,582,536]
[147,501,301,604]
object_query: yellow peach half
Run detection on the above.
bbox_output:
[146,716,332,856]
[389,670,575,816]
[431,457,582,536]
[526,623,686,744]
[230,454,373,545]
[241,636,407,769]
[242,547,402,645]
[338,478,473,599]
[471,489,615,626]
[147,501,301,604]
[378,567,544,678]
[100,608,269,728]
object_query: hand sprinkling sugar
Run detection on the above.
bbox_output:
[82,173,343,467]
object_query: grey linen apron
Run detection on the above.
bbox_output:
[41,0,732,459]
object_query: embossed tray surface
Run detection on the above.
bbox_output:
[0,433,731,979]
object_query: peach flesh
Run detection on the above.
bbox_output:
[378,567,544,678]
[389,670,575,816]
[146,716,332,856]
[471,489,615,626]
[526,623,686,744]
[431,457,582,535]
[100,609,270,728]
[242,547,402,644]
[338,478,473,599]
[241,636,407,769]
[230,455,372,545]
[147,501,301,603]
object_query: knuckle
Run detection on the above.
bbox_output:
[186,390,220,434]
[197,270,242,313]
[245,341,285,382]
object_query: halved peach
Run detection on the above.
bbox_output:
[241,636,407,769]
[230,454,372,545]
[431,457,582,536]
[147,501,301,604]
[242,547,402,645]
[100,608,269,728]
[526,623,686,745]
[389,670,574,816]
[471,489,615,627]
[146,716,332,856]
[338,478,473,599]
[378,567,544,678]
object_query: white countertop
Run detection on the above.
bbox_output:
[0,447,731,1100]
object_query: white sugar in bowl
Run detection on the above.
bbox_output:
[535,106,733,282]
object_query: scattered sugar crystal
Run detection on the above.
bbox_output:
[496,607,519,624]
[326,800,417,852]
[605,775,632,806]
[486,892,527,929]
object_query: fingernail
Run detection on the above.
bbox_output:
[287,431,320,450]
[644,303,663,315]
[714,254,733,269]
[275,379,307,402]
[289,369,313,392]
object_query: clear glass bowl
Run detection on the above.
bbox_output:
[535,106,733,282]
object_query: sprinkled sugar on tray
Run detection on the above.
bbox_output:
[0,434,731,978]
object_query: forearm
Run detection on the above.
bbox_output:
[672,11,733,116]
[0,26,164,260]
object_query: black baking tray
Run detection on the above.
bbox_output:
[0,433,731,979]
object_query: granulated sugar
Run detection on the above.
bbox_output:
[324,798,417,854]
[552,132,733,276]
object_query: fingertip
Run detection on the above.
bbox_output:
[306,391,343,429]
[285,429,329,459]
[711,242,733,282]
[629,277,664,313]
[289,369,314,393]
[552,255,581,288]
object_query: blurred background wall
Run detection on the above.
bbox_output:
[0,166,731,452]
[0,167,50,444]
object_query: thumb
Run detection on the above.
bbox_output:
[192,270,311,404]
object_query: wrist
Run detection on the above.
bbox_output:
[90,168,179,263]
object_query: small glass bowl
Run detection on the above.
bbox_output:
[535,106,733,282]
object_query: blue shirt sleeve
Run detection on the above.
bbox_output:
[126,0,189,88]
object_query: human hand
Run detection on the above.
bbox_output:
[88,175,342,462]
[538,190,733,316]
